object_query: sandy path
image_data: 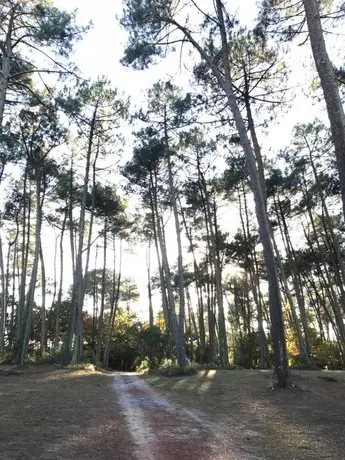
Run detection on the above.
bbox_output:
[112,373,260,460]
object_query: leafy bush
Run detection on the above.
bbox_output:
[37,349,73,366]
[234,332,261,368]
[68,363,96,372]
[313,341,344,370]
[136,358,151,374]
[156,358,200,377]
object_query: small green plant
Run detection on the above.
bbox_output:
[313,341,344,370]
[157,358,200,376]
[136,358,151,374]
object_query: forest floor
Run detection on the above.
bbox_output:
[0,365,344,459]
[144,368,345,460]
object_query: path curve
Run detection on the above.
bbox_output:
[112,373,261,460]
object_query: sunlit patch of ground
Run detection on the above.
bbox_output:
[144,369,345,460]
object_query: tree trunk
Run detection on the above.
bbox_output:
[215,0,289,386]
[303,0,345,220]
[104,237,122,368]
[180,204,206,362]
[84,141,100,280]
[212,196,229,367]
[17,168,30,345]
[16,176,42,365]
[239,185,270,368]
[146,242,154,328]
[54,212,67,349]
[153,174,180,359]
[165,119,186,366]
[273,196,314,366]
[39,242,46,355]
[70,106,97,362]
[0,233,6,353]
[96,219,107,366]
[170,0,290,387]
[0,6,14,127]
[149,172,171,331]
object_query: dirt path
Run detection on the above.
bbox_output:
[112,373,260,460]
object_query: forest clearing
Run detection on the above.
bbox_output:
[1,365,345,460]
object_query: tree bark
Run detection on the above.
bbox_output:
[215,0,289,386]
[70,105,98,362]
[39,242,46,355]
[54,211,67,349]
[146,242,154,328]
[165,114,186,366]
[96,219,107,366]
[16,175,42,365]
[104,237,122,368]
[0,233,6,353]
[303,0,345,219]
[0,5,14,127]
[168,3,288,382]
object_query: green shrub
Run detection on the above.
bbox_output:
[234,332,261,369]
[68,363,96,372]
[313,341,344,370]
[136,358,151,374]
[38,349,72,366]
[156,358,200,377]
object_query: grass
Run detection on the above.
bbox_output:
[143,368,345,460]
[0,365,135,459]
[2,364,344,459]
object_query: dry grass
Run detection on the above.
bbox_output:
[144,369,345,460]
[0,365,135,460]
[2,365,344,459]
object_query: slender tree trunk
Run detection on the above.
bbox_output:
[96,219,107,366]
[303,0,345,220]
[54,212,67,349]
[165,113,186,367]
[198,178,216,361]
[17,169,29,344]
[147,242,154,328]
[239,186,270,368]
[11,240,19,348]
[171,0,290,386]
[0,6,14,127]
[149,173,170,331]
[186,286,195,361]
[180,204,206,362]
[84,141,100,280]
[273,197,313,366]
[304,226,345,347]
[6,229,17,349]
[70,106,98,362]
[217,1,289,384]
[16,176,42,365]
[104,237,122,368]
[48,234,58,347]
[153,177,180,358]
[212,196,229,367]
[39,242,46,355]
[0,233,5,353]
[68,165,76,276]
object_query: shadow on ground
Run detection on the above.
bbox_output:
[0,366,135,460]
[144,369,345,460]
